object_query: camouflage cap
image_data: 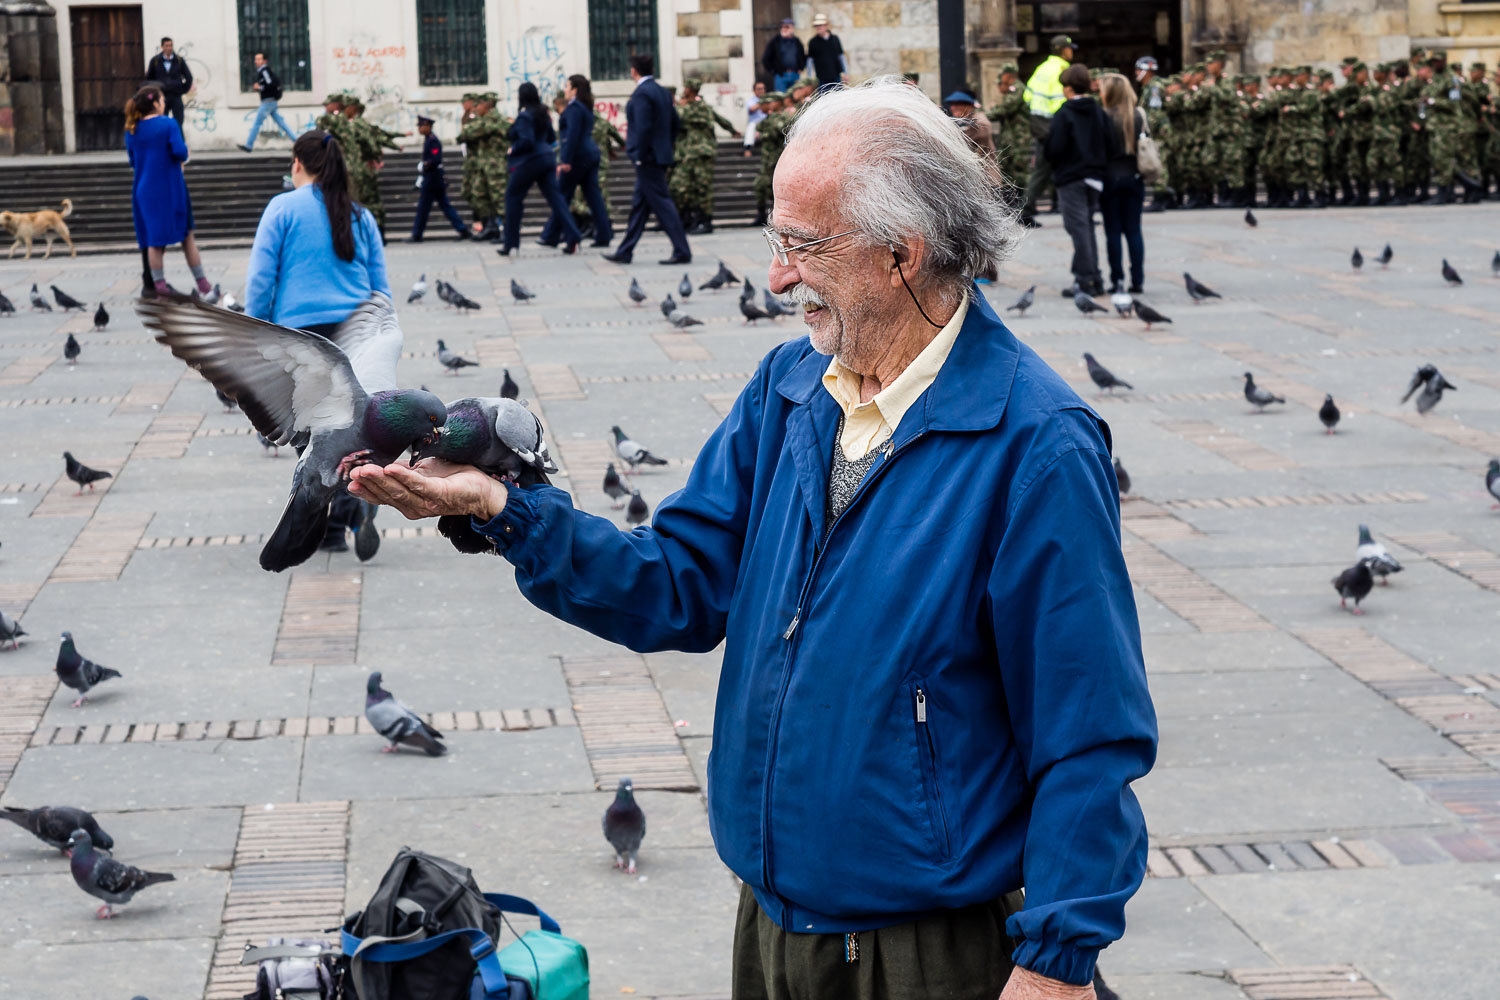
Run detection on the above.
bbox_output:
[323,93,345,105]
[1206,49,1227,63]
[763,91,786,102]
[480,91,499,103]
[794,76,817,90]
[1341,56,1359,66]
[1351,61,1367,72]
[1473,62,1488,71]
[1316,69,1333,80]
[999,63,1019,75]
[1427,55,1447,68]
[683,77,703,93]
[1295,65,1312,75]
[461,92,480,102]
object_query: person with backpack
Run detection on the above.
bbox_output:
[239,52,297,152]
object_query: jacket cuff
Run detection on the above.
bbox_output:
[1008,938,1099,987]
[470,483,536,555]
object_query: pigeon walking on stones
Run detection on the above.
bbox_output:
[1134,301,1171,329]
[67,829,173,919]
[716,261,741,285]
[1491,251,1500,278]
[30,284,52,311]
[64,333,80,365]
[1,805,113,853]
[500,369,520,400]
[257,432,279,457]
[1442,259,1462,286]
[408,274,427,304]
[437,339,479,374]
[602,777,646,874]
[603,463,630,508]
[668,309,703,328]
[740,298,770,324]
[63,452,111,494]
[740,279,756,304]
[762,290,791,320]
[1243,372,1286,412]
[626,489,648,526]
[1006,285,1036,316]
[699,270,728,292]
[1111,291,1133,317]
[52,285,86,311]
[1113,457,1131,497]
[0,290,14,315]
[1486,458,1500,509]
[678,273,693,299]
[660,293,677,318]
[140,292,446,572]
[1184,273,1221,303]
[1376,244,1392,268]
[510,279,536,303]
[1332,560,1374,614]
[1319,394,1340,434]
[93,303,109,330]
[1244,207,1257,227]
[1083,353,1132,393]
[612,425,668,474]
[1351,247,1363,270]
[628,278,648,305]
[56,631,121,707]
[365,672,447,756]
[1,609,25,650]
[1400,365,1457,415]
[215,387,238,412]
[1356,524,1402,584]
[1074,290,1109,317]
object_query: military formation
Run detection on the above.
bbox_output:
[317,92,407,236]
[988,48,1500,210]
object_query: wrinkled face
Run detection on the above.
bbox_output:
[780,23,794,37]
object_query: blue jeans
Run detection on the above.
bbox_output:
[774,71,798,93]
[1101,174,1145,289]
[245,99,295,148]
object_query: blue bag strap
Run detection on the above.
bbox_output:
[484,893,561,934]
[342,926,509,999]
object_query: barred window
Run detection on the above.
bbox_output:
[589,0,658,81]
[418,0,488,86]
[237,0,312,92]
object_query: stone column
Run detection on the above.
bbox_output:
[969,0,1020,109]
[0,0,66,156]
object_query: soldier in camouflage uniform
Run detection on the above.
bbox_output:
[1315,70,1339,205]
[988,64,1031,208]
[343,97,392,237]
[1275,66,1318,208]
[752,93,791,226]
[316,94,370,209]
[1419,55,1471,203]
[1160,75,1186,207]
[1480,65,1500,197]
[1206,50,1249,206]
[457,93,482,233]
[1363,64,1405,204]
[1164,69,1199,206]
[1456,62,1485,200]
[1336,63,1373,205]
[1328,57,1358,204]
[670,77,740,235]
[458,92,511,241]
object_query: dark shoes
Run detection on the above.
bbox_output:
[353,502,380,562]
[659,254,692,265]
[562,242,579,255]
[320,523,349,553]
[1127,284,1144,295]
[600,251,633,263]
[238,144,254,153]
[534,237,559,248]
[687,219,714,235]
[455,228,473,240]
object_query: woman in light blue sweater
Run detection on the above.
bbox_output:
[246,130,389,332]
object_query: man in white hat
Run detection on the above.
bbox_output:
[806,13,849,91]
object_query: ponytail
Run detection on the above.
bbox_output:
[293,130,359,262]
[125,84,164,134]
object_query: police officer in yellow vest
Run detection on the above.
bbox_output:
[1020,33,1074,227]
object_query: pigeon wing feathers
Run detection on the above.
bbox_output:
[491,400,559,473]
[325,292,403,393]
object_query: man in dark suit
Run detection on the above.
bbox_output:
[144,37,193,130]
[602,54,692,265]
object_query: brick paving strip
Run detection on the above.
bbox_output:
[136,524,447,550]
[1145,836,1393,879]
[0,580,43,616]
[1229,966,1390,999]
[582,370,752,385]
[528,362,585,400]
[1122,532,1277,632]
[0,355,56,386]
[204,801,349,1000]
[0,393,124,408]
[271,572,362,666]
[129,411,206,459]
[47,511,153,583]
[1156,420,1298,471]
[652,331,712,362]
[0,674,58,796]
[112,381,177,414]
[29,706,576,746]
[1160,491,1426,511]
[1385,530,1500,594]
[1121,499,1206,543]
[0,481,47,493]
[560,654,699,792]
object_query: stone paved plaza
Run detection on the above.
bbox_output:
[2,204,1500,1000]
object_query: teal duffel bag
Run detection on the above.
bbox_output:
[496,906,590,1000]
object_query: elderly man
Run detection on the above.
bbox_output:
[348,77,1156,1000]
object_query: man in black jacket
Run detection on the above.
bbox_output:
[1044,64,1110,296]
[145,37,193,130]
[601,54,691,265]
[762,20,806,93]
[239,52,297,151]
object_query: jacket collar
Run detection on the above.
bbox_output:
[775,281,1020,434]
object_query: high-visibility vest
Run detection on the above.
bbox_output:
[1024,55,1070,117]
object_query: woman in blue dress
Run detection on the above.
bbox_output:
[125,85,213,297]
[496,82,582,256]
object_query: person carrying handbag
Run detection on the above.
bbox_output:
[1099,73,1150,294]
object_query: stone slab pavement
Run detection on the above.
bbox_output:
[2,203,1500,999]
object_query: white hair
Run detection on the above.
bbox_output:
[785,76,1020,288]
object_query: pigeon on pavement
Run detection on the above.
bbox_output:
[1487,459,1500,509]
[716,261,741,285]
[660,293,676,318]
[215,387,238,412]
[0,290,14,315]
[63,452,111,494]
[1111,291,1133,317]
[740,298,770,324]
[435,279,455,306]
[93,303,109,330]
[626,489,648,526]
[408,274,427,304]
[1113,457,1131,497]
[1243,372,1286,412]
[365,672,447,756]
[1184,273,1221,302]
[603,463,631,508]
[762,289,791,320]
[1357,524,1402,584]
[1083,353,1132,393]
[1400,365,1456,414]
[140,292,446,572]
[1332,560,1374,614]
[740,279,756,303]
[510,279,537,303]
[64,333,80,365]
[410,397,557,553]
[699,270,729,292]
[1073,290,1109,316]
[1376,244,1393,268]
[1134,301,1171,329]
[257,432,279,457]
[612,425,668,473]
[1351,247,1363,270]
[668,309,704,328]
[1006,285,1036,316]
[1,805,113,853]
[447,283,481,310]
[500,368,519,399]
[1319,394,1340,434]
[1,609,25,650]
[628,278,648,305]
[678,273,693,298]
[1442,259,1462,285]
[1244,207,1257,227]
[67,829,174,919]
[30,284,52,311]
[52,285,86,311]
[437,339,479,374]
[1492,251,1500,278]
[603,777,646,874]
[56,631,121,707]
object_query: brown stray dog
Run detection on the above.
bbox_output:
[1,199,76,260]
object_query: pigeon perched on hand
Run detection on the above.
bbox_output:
[56,631,121,707]
[0,290,14,315]
[1073,291,1109,316]
[1184,273,1221,303]
[52,285,86,311]
[1134,301,1171,329]
[1,609,25,650]
[500,369,519,400]
[602,777,646,874]
[603,463,631,508]
[1487,458,1500,509]
[63,451,111,494]
[1,805,113,853]
[626,489,648,526]
[410,396,557,554]
[1006,285,1035,316]
[740,298,770,324]
[1243,372,1285,412]
[1244,207,1257,228]
[408,274,427,304]
[437,339,479,374]
[140,292,446,572]
[1111,291,1133,317]
[68,829,173,919]
[1356,524,1401,584]
[64,333,81,365]
[1400,365,1456,415]
[1332,560,1374,614]
[1351,247,1363,270]
[612,425,668,473]
[1376,244,1392,268]
[510,279,536,303]
[1083,353,1132,393]
[660,293,676,318]
[30,283,52,311]
[1113,457,1131,497]
[93,303,109,330]
[365,672,446,756]
[1441,259,1462,286]
[762,289,791,320]
[628,278,648,305]
[678,273,693,299]
[1319,394,1340,434]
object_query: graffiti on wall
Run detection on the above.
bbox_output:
[505,27,568,102]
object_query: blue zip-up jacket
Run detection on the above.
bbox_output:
[506,108,556,171]
[474,289,1157,985]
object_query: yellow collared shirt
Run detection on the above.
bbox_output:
[820,293,970,460]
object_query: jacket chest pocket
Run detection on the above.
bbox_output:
[912,680,954,861]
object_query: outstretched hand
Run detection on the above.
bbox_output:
[347,459,508,522]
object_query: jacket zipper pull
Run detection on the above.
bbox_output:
[782,609,801,640]
[915,687,927,722]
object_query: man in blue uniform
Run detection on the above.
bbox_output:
[409,115,472,242]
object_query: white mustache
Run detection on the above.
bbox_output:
[783,285,827,308]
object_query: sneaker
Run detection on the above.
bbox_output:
[238,144,254,153]
[354,502,380,562]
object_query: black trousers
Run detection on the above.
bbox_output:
[613,161,690,260]
[503,157,581,251]
[164,94,185,131]
[542,156,613,244]
[411,180,466,239]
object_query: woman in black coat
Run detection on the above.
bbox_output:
[1099,73,1148,293]
[541,74,613,248]
[498,82,582,255]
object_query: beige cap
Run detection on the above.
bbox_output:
[812,13,829,25]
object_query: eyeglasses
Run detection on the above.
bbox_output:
[763,227,858,266]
